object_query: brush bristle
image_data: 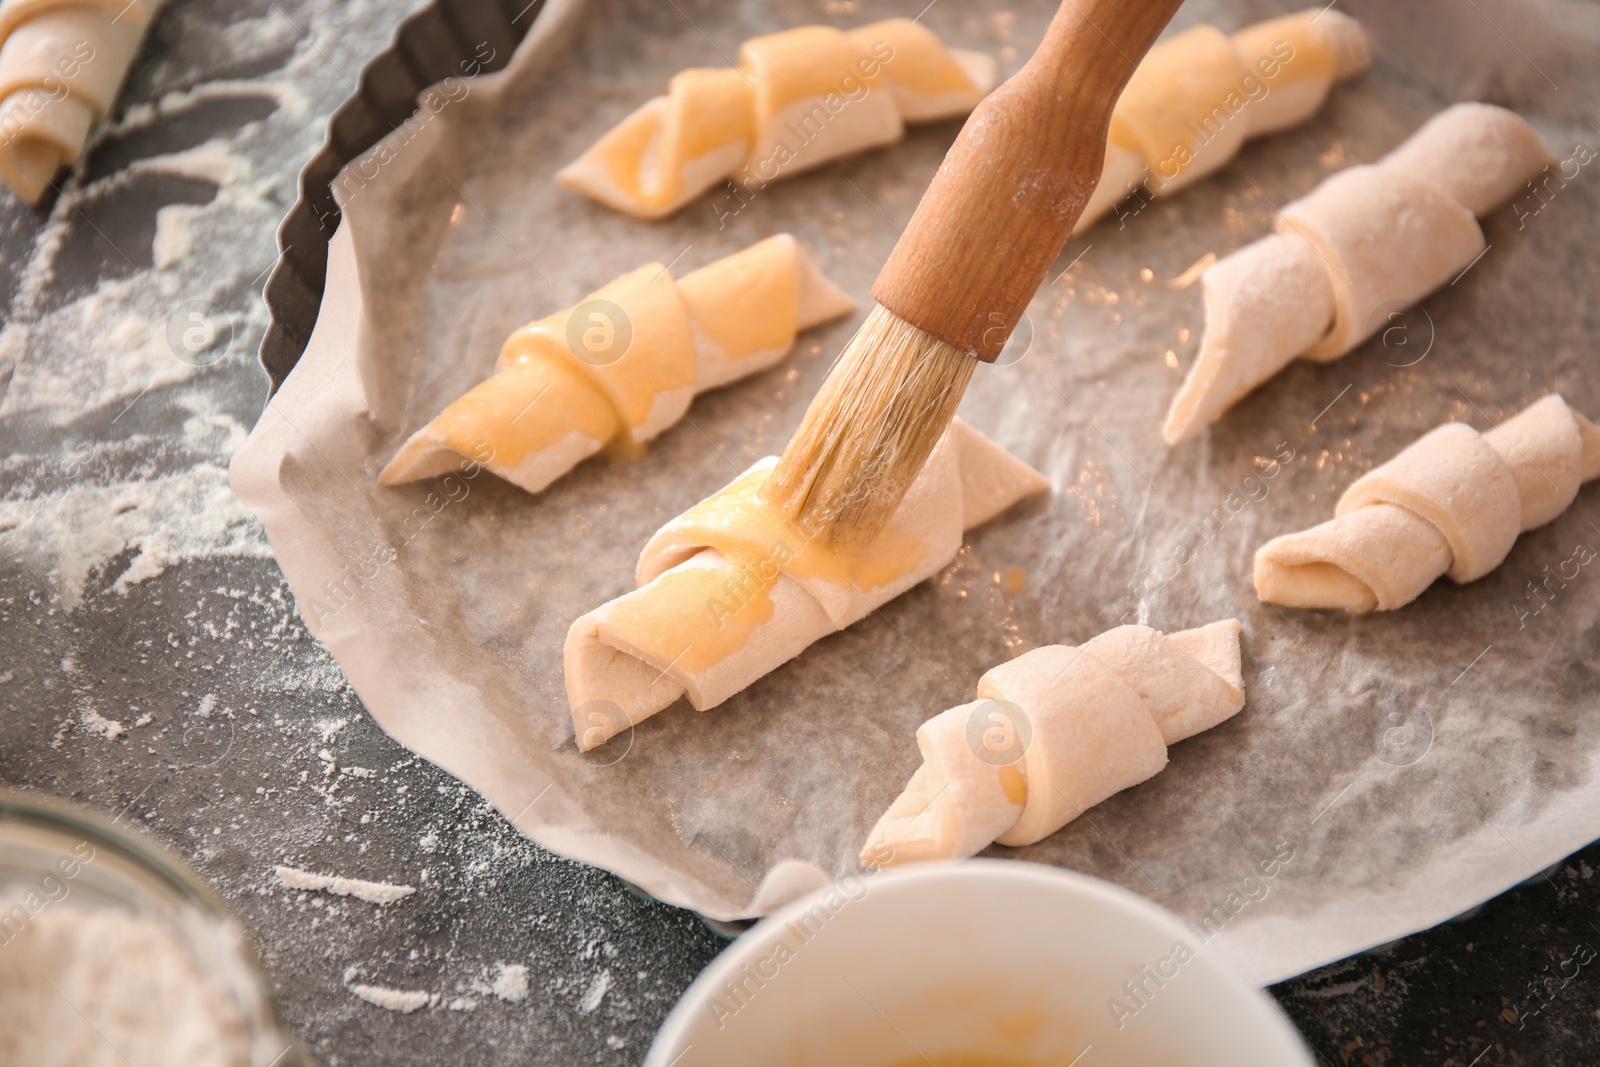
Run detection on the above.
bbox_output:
[764,303,977,548]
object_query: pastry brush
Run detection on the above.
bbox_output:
[764,0,1186,546]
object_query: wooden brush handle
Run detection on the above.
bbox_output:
[872,0,1184,361]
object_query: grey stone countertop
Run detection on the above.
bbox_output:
[0,1,1596,1064]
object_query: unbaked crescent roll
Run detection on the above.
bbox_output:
[1164,103,1555,445]
[557,19,997,220]
[381,235,853,495]
[566,419,1048,749]
[1075,9,1370,233]
[0,0,166,202]
[1256,395,1600,613]
[861,619,1244,867]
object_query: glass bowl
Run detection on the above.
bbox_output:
[0,788,310,1067]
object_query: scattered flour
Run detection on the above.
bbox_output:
[346,983,429,1013]
[577,969,612,1015]
[78,702,126,741]
[153,204,199,269]
[0,899,252,1066]
[0,464,270,608]
[180,406,252,456]
[341,960,527,1018]
[0,41,309,619]
[492,961,529,1004]
[117,72,299,131]
[0,293,200,420]
[140,137,248,187]
[274,865,415,905]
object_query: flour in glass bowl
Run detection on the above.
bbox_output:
[0,898,252,1067]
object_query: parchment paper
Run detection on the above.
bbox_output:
[230,0,1600,985]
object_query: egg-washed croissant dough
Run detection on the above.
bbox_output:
[1075,8,1370,233]
[381,235,853,495]
[566,420,1048,750]
[557,19,997,220]
[1257,395,1600,614]
[862,619,1244,867]
[0,0,166,202]
[1164,103,1555,445]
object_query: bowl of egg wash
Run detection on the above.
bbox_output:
[644,860,1313,1067]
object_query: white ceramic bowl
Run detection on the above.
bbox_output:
[645,860,1313,1067]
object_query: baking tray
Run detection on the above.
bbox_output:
[257,0,541,394]
[233,0,1600,979]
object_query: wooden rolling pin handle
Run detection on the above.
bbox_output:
[872,0,1184,361]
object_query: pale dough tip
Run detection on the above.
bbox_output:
[1313,9,1373,79]
[952,48,999,95]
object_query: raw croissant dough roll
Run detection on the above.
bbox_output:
[566,419,1048,749]
[1164,103,1555,445]
[862,619,1245,867]
[1256,395,1600,613]
[381,235,853,495]
[1076,8,1370,233]
[0,0,165,202]
[557,19,997,219]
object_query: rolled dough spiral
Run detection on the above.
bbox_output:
[565,420,1048,750]
[1076,8,1370,233]
[557,19,996,219]
[0,0,165,202]
[862,619,1244,867]
[1164,103,1556,445]
[381,235,853,496]
[1256,395,1600,613]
